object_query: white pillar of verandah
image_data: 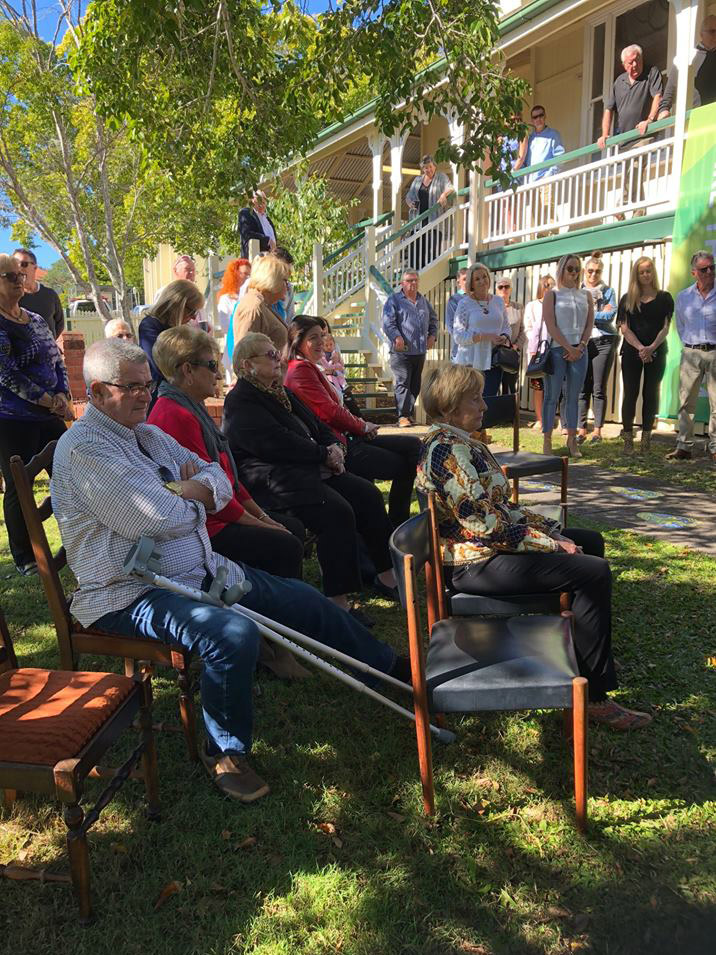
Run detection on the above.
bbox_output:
[448,113,465,257]
[369,133,385,223]
[670,0,700,188]
[390,132,407,230]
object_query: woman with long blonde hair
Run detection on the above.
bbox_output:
[616,256,673,453]
[139,279,204,384]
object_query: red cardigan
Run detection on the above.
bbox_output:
[147,397,251,537]
[284,359,366,445]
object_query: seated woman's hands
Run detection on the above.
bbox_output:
[325,443,345,473]
[552,533,583,555]
[363,420,380,440]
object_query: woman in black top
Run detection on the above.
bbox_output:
[617,256,673,453]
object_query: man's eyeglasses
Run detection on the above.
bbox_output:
[100,380,157,397]
[0,271,24,283]
[531,112,545,119]
[253,349,281,361]
[188,359,219,372]
[586,268,602,275]
[695,264,715,273]
[14,260,33,269]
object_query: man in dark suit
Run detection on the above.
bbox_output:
[238,191,278,258]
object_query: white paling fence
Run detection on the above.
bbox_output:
[376,201,458,288]
[485,133,675,244]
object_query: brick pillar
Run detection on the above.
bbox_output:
[57,331,86,404]
[205,397,225,427]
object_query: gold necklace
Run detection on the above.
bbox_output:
[0,304,27,323]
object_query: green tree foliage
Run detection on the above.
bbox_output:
[76,0,528,200]
[0,8,185,318]
[42,259,77,307]
[268,168,358,287]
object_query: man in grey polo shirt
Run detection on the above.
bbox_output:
[666,250,716,462]
[598,44,663,216]
[382,270,437,427]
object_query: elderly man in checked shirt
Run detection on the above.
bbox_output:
[51,339,408,803]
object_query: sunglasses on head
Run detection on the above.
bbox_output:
[696,264,715,273]
[0,271,24,283]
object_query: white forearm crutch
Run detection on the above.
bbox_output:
[123,538,456,744]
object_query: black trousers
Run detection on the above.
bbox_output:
[346,433,420,527]
[273,471,393,597]
[501,370,518,395]
[451,528,617,702]
[620,343,667,433]
[0,415,67,566]
[389,353,425,419]
[578,335,617,429]
[211,511,305,580]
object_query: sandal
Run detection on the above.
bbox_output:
[588,699,652,731]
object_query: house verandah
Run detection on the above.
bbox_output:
[289,0,707,429]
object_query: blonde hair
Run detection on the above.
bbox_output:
[536,274,555,301]
[466,263,491,293]
[146,280,204,328]
[232,331,275,376]
[556,254,582,288]
[247,254,288,297]
[626,256,660,313]
[422,365,485,422]
[152,325,219,383]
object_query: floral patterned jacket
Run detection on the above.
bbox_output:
[416,423,559,566]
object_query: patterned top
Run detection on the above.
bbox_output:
[51,403,245,627]
[0,310,69,420]
[417,423,559,566]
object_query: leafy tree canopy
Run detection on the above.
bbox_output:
[76,0,529,201]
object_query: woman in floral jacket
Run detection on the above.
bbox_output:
[416,363,651,732]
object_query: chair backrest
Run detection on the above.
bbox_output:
[482,394,519,453]
[9,442,75,669]
[389,505,445,634]
[0,609,18,674]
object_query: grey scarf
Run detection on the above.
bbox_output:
[157,381,241,491]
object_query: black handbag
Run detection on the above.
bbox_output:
[491,337,520,374]
[526,334,553,379]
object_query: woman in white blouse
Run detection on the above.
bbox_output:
[524,274,556,429]
[452,263,510,395]
[541,254,593,458]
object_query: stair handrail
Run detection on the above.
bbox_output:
[485,114,677,190]
[324,211,394,266]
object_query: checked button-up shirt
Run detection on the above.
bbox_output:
[51,402,244,627]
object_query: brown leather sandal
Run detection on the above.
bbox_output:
[588,699,652,731]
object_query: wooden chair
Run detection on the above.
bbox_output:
[484,393,569,522]
[389,508,588,831]
[10,443,199,762]
[0,606,160,923]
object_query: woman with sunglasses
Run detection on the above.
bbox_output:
[138,279,204,386]
[453,263,511,397]
[147,325,305,587]
[577,253,618,446]
[541,254,593,458]
[494,275,525,394]
[0,253,74,575]
[617,256,673,454]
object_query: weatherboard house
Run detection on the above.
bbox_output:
[147,0,715,430]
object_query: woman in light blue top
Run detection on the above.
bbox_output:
[452,263,510,395]
[541,254,594,458]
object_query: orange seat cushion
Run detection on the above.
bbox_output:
[0,669,135,765]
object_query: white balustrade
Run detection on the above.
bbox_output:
[376,202,457,288]
[484,134,675,244]
[322,244,366,313]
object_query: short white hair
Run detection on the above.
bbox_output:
[621,44,643,62]
[83,339,148,388]
[104,318,133,339]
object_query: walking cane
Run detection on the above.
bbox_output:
[123,538,456,744]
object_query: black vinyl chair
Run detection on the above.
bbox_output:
[484,394,569,523]
[389,508,588,830]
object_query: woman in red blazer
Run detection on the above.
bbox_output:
[284,317,420,528]
[148,325,305,581]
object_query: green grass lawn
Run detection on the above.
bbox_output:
[490,426,716,494]
[1,484,715,955]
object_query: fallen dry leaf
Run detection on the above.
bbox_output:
[154,880,182,911]
[220,829,231,841]
[235,836,257,850]
[316,822,337,835]
[386,811,405,823]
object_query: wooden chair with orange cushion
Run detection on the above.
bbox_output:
[0,607,160,923]
[10,442,199,762]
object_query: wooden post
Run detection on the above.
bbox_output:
[572,676,589,833]
[312,241,324,317]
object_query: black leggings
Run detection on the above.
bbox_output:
[273,471,393,597]
[0,415,67,566]
[578,335,617,429]
[211,511,305,579]
[346,433,420,527]
[451,528,617,702]
[620,343,667,432]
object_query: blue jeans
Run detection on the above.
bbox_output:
[542,346,588,433]
[96,566,396,757]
